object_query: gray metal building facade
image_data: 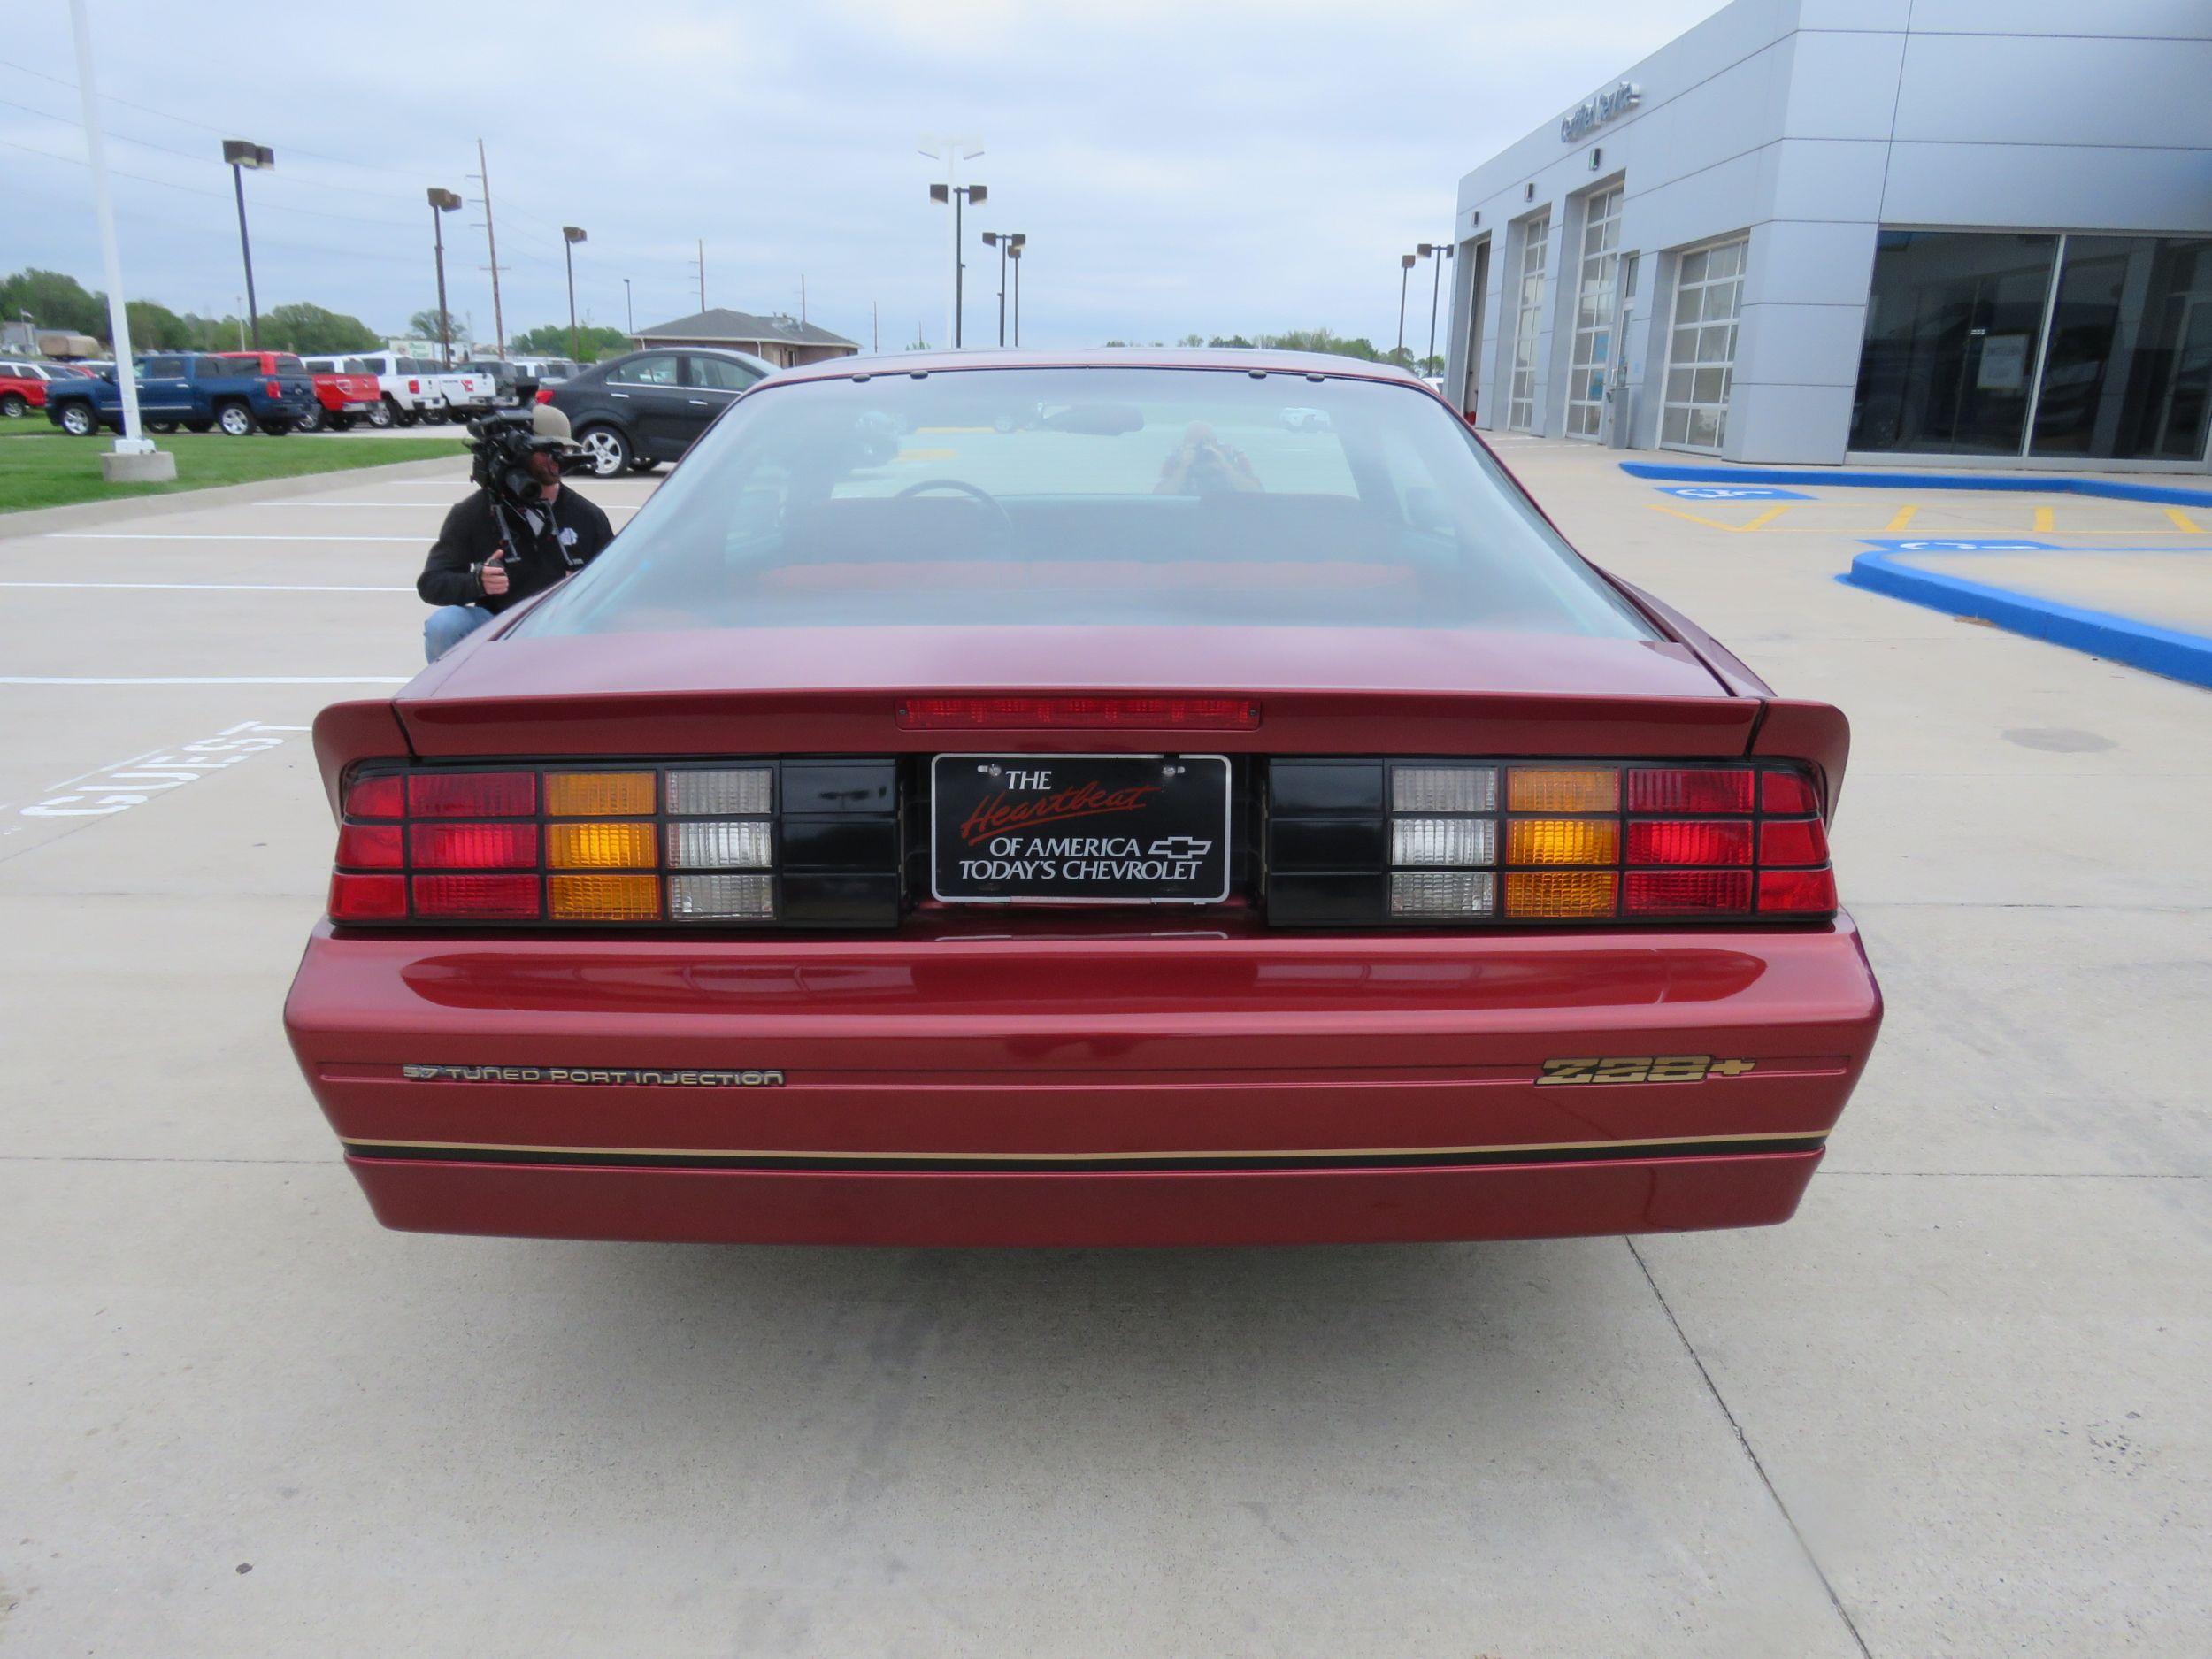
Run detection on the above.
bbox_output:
[1441,0,2212,470]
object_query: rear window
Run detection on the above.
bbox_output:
[272,354,305,373]
[520,365,1654,638]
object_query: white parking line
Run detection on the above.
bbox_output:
[1,581,412,592]
[0,675,411,685]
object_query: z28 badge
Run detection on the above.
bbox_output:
[1537,1056,1757,1085]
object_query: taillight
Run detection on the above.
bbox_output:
[327,760,897,927]
[1267,759,1836,926]
[897,695,1259,730]
[265,379,280,398]
[407,378,420,393]
[534,387,554,404]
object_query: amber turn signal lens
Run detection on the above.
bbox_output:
[548,821,657,869]
[545,771,656,817]
[1504,871,1618,918]
[1508,766,1619,812]
[548,873,661,920]
[1506,818,1618,866]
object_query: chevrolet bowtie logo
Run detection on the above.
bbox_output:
[1148,835,1213,859]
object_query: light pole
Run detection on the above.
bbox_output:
[222,139,273,350]
[1417,240,1455,373]
[1008,242,1025,345]
[562,226,587,361]
[1396,252,1416,363]
[929,181,988,346]
[980,232,1025,347]
[919,136,984,348]
[426,188,461,366]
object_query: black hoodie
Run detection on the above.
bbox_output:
[416,486,614,614]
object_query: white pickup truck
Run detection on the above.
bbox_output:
[340,351,496,426]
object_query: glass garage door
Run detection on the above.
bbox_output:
[1507,212,1549,432]
[1563,187,1624,438]
[1661,237,1745,452]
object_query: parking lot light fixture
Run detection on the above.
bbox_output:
[427,188,463,367]
[1008,241,1025,346]
[1397,252,1417,361]
[921,137,986,348]
[981,231,1025,347]
[222,138,274,350]
[1417,241,1455,373]
[563,227,588,363]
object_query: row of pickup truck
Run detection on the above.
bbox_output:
[41,349,506,437]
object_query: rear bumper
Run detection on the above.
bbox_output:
[287,917,1881,1246]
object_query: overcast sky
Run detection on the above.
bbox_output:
[5,0,1721,354]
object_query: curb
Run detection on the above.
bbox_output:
[0,453,470,539]
[1841,550,2212,689]
[1621,460,2212,508]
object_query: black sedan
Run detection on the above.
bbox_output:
[541,347,775,477]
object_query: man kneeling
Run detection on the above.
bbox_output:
[417,407,615,662]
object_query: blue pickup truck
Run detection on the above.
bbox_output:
[45,351,319,437]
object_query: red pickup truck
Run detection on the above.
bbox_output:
[213,350,386,431]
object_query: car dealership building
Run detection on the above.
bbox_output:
[1441,0,2212,470]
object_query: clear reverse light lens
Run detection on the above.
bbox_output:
[666,820,772,869]
[1392,765,1498,814]
[1390,872,1496,916]
[669,873,775,918]
[1392,817,1495,867]
[666,768,772,816]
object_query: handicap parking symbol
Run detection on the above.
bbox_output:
[1863,538,2056,553]
[1657,485,1812,501]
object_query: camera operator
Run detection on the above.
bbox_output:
[417,404,615,662]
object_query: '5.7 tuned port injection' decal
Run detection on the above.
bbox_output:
[402,1065,785,1087]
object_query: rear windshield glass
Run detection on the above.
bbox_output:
[519,366,1654,638]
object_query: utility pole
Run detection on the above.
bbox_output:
[799,273,807,325]
[919,136,983,349]
[696,240,706,311]
[562,227,587,363]
[472,139,507,357]
[623,277,633,336]
[872,300,879,353]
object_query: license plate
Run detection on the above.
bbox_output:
[931,753,1231,904]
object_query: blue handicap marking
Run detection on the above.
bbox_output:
[1863,538,2056,554]
[1657,485,1812,501]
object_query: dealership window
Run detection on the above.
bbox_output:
[1507,211,1548,431]
[1851,231,2212,463]
[1659,236,1745,453]
[1563,186,1624,438]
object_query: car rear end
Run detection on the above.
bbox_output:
[283,355,1881,1247]
[314,370,380,420]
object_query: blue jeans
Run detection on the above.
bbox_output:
[424,603,495,663]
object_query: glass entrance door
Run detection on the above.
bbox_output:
[1660,237,1746,452]
[1564,187,1624,438]
[1507,212,1548,432]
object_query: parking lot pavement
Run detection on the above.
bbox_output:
[1,447,2206,1655]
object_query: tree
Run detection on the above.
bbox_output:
[1207,335,1255,349]
[1177,333,1206,347]
[408,306,464,344]
[123,298,192,349]
[510,322,631,361]
[0,267,106,337]
[262,303,379,354]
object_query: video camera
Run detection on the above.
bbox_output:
[464,409,586,511]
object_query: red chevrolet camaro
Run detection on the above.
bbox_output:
[284,349,1881,1247]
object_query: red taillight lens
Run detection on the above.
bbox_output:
[1762,770,1818,814]
[897,696,1260,730]
[534,387,554,404]
[329,872,405,920]
[344,773,404,818]
[1626,818,1752,867]
[411,874,541,918]
[407,378,420,393]
[1627,767,1754,813]
[1757,868,1838,913]
[409,821,539,869]
[407,771,536,818]
[335,822,403,869]
[1759,818,1830,867]
[1624,871,1753,915]
[265,379,281,398]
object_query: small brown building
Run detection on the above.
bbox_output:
[632,308,859,369]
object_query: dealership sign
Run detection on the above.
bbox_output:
[1562,81,1640,142]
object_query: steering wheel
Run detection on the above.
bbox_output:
[895,476,1015,540]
